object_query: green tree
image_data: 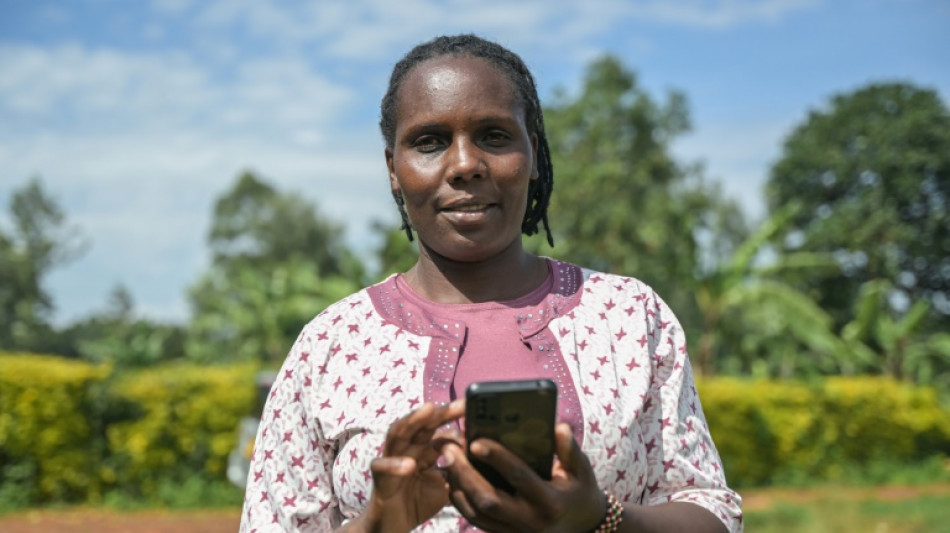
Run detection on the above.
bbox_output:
[532,55,747,321]
[839,279,950,387]
[0,178,86,351]
[187,172,364,364]
[767,83,950,332]
[372,221,417,279]
[60,285,186,368]
[693,203,851,377]
[188,258,359,363]
[208,171,362,278]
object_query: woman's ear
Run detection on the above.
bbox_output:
[386,148,401,194]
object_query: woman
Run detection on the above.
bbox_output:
[240,34,742,533]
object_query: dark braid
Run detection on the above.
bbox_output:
[380,34,555,247]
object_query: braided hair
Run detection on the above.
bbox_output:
[380,34,555,247]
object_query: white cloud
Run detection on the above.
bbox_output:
[0,0,831,324]
[0,42,382,323]
[5,128,393,324]
[0,44,355,136]
[150,0,821,61]
[623,0,822,29]
[672,118,798,222]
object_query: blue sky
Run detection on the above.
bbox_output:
[1,0,948,325]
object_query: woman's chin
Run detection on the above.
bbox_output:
[419,234,522,265]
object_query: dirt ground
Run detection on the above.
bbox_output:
[0,509,241,533]
[1,484,949,532]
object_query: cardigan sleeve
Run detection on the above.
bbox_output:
[640,290,743,533]
[240,332,341,533]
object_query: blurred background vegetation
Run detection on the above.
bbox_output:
[1,55,949,511]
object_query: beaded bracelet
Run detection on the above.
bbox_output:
[591,491,623,533]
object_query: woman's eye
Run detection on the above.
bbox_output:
[413,136,442,152]
[483,131,511,146]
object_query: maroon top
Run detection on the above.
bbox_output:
[384,258,585,440]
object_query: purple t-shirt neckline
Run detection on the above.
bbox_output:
[370,258,586,440]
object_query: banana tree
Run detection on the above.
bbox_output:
[693,202,846,376]
[841,280,950,385]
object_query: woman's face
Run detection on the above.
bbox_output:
[386,55,538,263]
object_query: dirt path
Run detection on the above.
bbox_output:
[0,508,241,533]
[1,484,948,532]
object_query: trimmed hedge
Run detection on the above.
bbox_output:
[1,353,949,506]
[105,362,257,497]
[0,353,110,503]
[699,376,950,487]
[0,353,256,506]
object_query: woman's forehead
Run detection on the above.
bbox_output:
[396,55,522,116]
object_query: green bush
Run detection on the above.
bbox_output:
[1,353,256,508]
[2,352,948,507]
[104,362,257,498]
[0,353,109,505]
[699,376,950,487]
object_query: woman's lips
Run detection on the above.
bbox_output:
[442,203,490,212]
[439,203,495,224]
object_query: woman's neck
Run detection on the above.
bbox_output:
[405,240,548,304]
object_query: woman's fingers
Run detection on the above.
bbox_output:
[370,401,465,499]
[441,425,607,532]
[385,400,464,456]
[449,487,511,533]
[552,423,588,477]
[372,456,416,475]
[441,443,515,531]
[369,456,416,498]
[440,442,484,488]
[467,439,551,505]
[551,423,606,530]
[360,402,466,532]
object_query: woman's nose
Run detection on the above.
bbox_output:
[446,137,483,182]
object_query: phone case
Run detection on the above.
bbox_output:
[465,379,557,493]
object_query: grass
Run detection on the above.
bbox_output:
[764,455,950,488]
[0,478,244,515]
[2,483,949,532]
[743,486,950,532]
[100,478,244,510]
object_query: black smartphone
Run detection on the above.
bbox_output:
[464,379,557,493]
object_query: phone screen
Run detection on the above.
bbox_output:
[465,379,557,493]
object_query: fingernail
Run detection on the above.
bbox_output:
[437,453,453,468]
[471,442,488,457]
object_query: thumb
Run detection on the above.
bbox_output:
[552,423,591,479]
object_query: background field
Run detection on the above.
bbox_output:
[2,484,949,533]
[2,2,949,532]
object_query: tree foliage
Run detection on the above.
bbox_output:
[187,258,360,363]
[533,55,747,318]
[60,285,186,368]
[839,279,950,387]
[0,178,85,352]
[5,60,949,398]
[693,203,849,377]
[208,171,361,277]
[372,221,417,279]
[767,83,950,332]
[187,172,363,364]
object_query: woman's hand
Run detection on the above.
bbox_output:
[440,422,607,533]
[351,401,464,533]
